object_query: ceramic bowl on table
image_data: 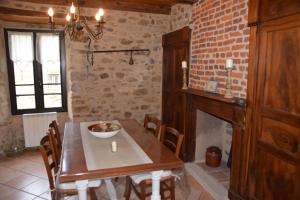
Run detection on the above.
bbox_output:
[88,122,121,138]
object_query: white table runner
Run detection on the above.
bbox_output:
[80,121,153,171]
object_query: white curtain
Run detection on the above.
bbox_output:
[37,33,61,84]
[8,32,33,62]
[37,33,60,63]
[8,32,34,84]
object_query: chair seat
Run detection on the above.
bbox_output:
[130,170,172,184]
[56,179,101,190]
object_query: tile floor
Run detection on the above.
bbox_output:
[0,150,214,200]
[196,161,230,189]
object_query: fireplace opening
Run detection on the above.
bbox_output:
[186,110,232,200]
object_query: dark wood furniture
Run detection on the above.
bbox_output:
[124,125,184,200]
[48,128,61,173]
[247,0,300,199]
[59,119,183,199]
[162,26,191,135]
[49,120,62,148]
[143,114,161,138]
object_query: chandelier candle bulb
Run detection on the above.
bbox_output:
[70,2,76,14]
[95,13,101,21]
[98,8,104,17]
[66,14,71,22]
[111,141,117,152]
[48,8,54,22]
[226,59,233,69]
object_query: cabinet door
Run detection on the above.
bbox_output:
[251,14,300,200]
[162,27,190,132]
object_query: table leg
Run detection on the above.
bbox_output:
[75,180,88,200]
[104,179,117,200]
[151,170,163,200]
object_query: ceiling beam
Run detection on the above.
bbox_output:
[0,6,95,25]
[0,6,64,25]
[13,0,173,14]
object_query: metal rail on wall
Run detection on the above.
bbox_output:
[86,47,150,67]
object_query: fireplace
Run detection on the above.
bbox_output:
[181,88,247,200]
[195,110,232,164]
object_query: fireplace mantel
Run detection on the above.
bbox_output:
[181,88,247,200]
[183,88,246,130]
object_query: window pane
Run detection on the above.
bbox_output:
[44,95,62,108]
[16,86,35,95]
[43,85,61,94]
[16,96,36,109]
[37,34,61,84]
[8,32,34,84]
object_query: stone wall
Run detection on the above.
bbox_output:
[0,1,169,154]
[67,8,169,122]
[170,0,250,98]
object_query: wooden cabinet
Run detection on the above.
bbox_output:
[161,27,191,134]
[248,1,300,199]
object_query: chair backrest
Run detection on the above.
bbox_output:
[39,135,56,190]
[160,125,184,158]
[49,120,62,150]
[143,114,161,138]
[48,127,61,170]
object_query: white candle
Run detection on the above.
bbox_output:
[182,61,188,69]
[226,59,233,69]
[111,141,117,152]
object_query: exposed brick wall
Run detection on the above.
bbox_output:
[171,0,250,98]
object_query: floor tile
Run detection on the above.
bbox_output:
[0,166,22,183]
[4,173,40,189]
[39,190,52,200]
[4,190,37,200]
[0,184,18,199]
[21,178,49,196]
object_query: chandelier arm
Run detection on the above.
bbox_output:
[82,20,102,40]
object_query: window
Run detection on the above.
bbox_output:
[4,29,67,114]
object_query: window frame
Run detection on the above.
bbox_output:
[4,29,68,115]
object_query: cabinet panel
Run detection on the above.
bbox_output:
[250,14,300,200]
[260,0,300,22]
[262,26,300,115]
[255,150,297,200]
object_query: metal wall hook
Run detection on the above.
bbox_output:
[129,50,134,65]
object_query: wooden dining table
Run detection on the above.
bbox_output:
[59,119,183,200]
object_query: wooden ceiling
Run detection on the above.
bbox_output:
[0,0,196,25]
[7,0,196,14]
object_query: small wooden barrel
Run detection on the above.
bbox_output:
[205,146,222,167]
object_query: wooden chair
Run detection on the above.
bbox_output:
[124,125,184,200]
[49,120,62,151]
[143,114,161,138]
[40,134,100,200]
[48,128,60,173]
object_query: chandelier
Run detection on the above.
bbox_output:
[47,1,105,41]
